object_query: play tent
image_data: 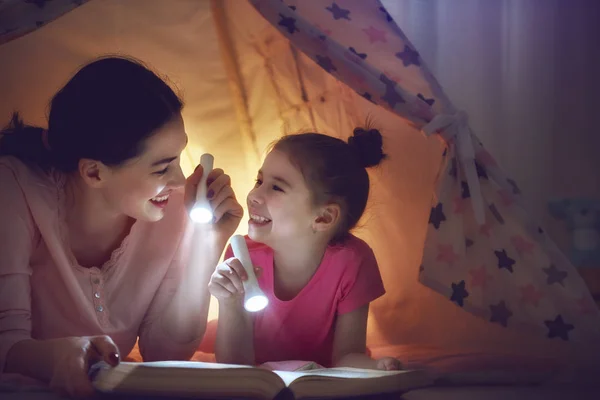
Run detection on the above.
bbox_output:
[1,0,599,380]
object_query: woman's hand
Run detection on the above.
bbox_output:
[184,165,244,245]
[47,335,120,398]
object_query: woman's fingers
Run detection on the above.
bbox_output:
[212,197,244,223]
[89,335,120,367]
[183,164,205,209]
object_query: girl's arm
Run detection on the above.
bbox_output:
[331,304,379,369]
[332,304,401,370]
[214,301,255,365]
[210,258,255,365]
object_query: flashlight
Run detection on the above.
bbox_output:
[230,234,269,312]
[190,153,214,224]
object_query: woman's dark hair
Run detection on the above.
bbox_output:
[0,55,183,172]
[272,128,387,243]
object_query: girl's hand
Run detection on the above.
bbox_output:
[208,258,263,307]
[48,335,120,398]
[375,356,402,371]
[184,165,244,244]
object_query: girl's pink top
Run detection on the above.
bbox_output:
[0,156,200,373]
[224,235,386,367]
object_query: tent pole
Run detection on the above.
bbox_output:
[210,0,260,166]
[289,44,317,131]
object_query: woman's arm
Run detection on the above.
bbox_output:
[138,166,243,361]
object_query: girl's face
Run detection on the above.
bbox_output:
[246,149,320,248]
[83,114,188,222]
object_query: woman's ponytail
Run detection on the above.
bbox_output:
[0,112,53,170]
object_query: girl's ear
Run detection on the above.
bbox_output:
[313,203,341,233]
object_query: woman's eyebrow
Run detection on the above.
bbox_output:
[151,156,177,166]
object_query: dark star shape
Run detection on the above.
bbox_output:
[278,14,299,34]
[461,181,470,199]
[348,47,367,60]
[489,300,512,327]
[361,92,375,103]
[429,202,446,229]
[489,204,504,224]
[543,264,568,286]
[475,161,488,179]
[326,2,351,21]
[507,178,521,195]
[395,44,421,67]
[417,93,435,106]
[25,0,51,8]
[495,249,516,273]
[315,55,337,73]
[449,158,458,178]
[450,280,469,307]
[544,315,574,341]
[379,6,393,22]
[380,74,405,108]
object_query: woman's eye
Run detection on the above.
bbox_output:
[273,185,284,192]
[154,167,169,176]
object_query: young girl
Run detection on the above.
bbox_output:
[0,56,243,397]
[208,128,401,370]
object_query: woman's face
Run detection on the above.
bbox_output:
[89,114,188,222]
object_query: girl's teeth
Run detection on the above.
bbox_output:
[151,194,169,202]
[251,214,271,223]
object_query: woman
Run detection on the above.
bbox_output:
[0,56,243,397]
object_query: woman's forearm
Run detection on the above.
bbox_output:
[161,229,226,343]
[215,302,254,365]
[5,339,54,381]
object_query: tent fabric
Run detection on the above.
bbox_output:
[0,0,599,371]
[0,0,90,45]
[247,0,600,344]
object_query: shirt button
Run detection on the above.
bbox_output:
[96,305,104,312]
[94,292,100,299]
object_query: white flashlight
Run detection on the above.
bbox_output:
[230,234,269,312]
[189,153,214,224]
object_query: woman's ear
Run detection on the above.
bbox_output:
[313,203,341,233]
[78,158,109,188]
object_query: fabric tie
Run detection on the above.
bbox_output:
[422,111,486,225]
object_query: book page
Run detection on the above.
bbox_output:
[129,361,255,370]
[272,367,407,387]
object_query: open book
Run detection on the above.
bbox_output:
[91,360,432,399]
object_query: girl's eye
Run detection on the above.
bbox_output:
[154,167,169,176]
[272,185,284,192]
[255,178,262,186]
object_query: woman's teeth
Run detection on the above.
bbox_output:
[250,214,271,223]
[151,194,169,202]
